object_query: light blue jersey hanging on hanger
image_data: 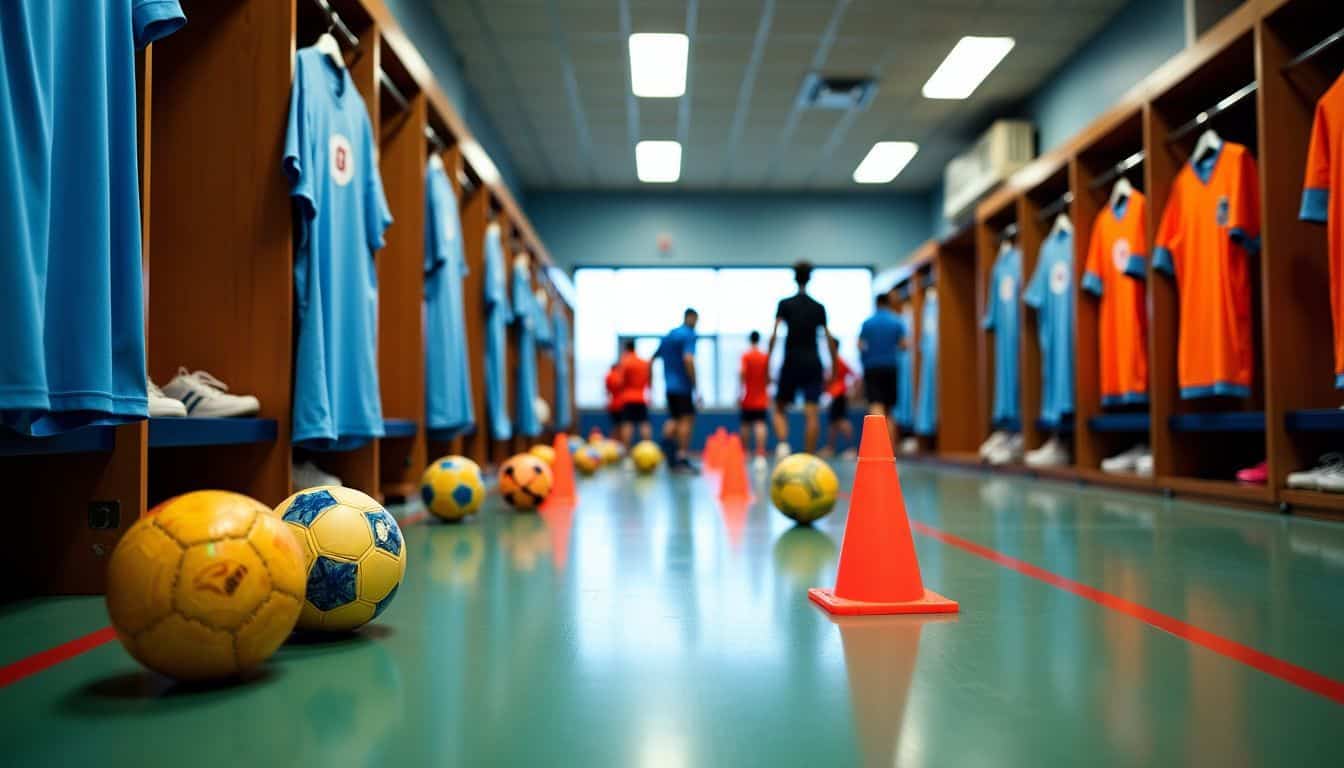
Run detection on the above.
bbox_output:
[423,160,474,434]
[983,246,1022,427]
[483,223,512,441]
[513,259,541,438]
[914,291,938,436]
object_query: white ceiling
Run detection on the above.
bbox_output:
[430,0,1128,191]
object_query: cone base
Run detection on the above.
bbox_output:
[807,587,959,616]
[540,495,577,511]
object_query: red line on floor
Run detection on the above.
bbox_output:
[0,626,117,689]
[912,520,1344,705]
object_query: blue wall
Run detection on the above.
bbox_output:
[382,0,525,201]
[1024,0,1187,153]
[528,191,933,270]
[577,408,873,453]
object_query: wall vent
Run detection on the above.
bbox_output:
[796,73,877,111]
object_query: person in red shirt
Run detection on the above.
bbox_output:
[823,355,855,457]
[617,340,652,445]
[739,331,771,463]
[604,362,624,437]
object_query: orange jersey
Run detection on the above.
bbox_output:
[1082,191,1150,405]
[1303,73,1344,388]
[826,356,852,399]
[1154,142,1260,398]
[604,368,623,412]
[740,348,769,410]
[617,351,650,406]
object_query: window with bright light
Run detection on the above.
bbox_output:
[574,267,874,409]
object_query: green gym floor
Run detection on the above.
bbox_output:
[2,462,1343,766]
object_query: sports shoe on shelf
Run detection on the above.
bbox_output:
[1135,451,1154,478]
[1102,444,1149,474]
[1286,453,1344,490]
[979,430,1008,460]
[1316,466,1344,494]
[1025,436,1070,468]
[987,433,1024,466]
[899,437,918,455]
[774,441,792,460]
[162,367,261,417]
[292,461,341,492]
[147,377,187,418]
[1235,460,1268,485]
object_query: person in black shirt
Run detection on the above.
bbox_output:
[767,261,837,456]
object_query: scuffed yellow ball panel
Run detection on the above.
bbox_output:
[251,515,307,598]
[175,539,270,631]
[326,486,384,513]
[297,599,324,631]
[235,592,301,671]
[133,614,237,681]
[106,520,182,636]
[152,490,264,545]
[321,599,376,632]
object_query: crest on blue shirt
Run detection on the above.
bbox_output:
[1216,196,1229,227]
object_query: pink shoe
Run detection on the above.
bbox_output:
[1235,460,1268,485]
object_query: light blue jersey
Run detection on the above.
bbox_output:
[483,223,512,440]
[1,0,184,435]
[285,47,392,450]
[553,307,572,429]
[424,161,473,435]
[1023,229,1076,426]
[896,308,915,427]
[914,292,938,436]
[983,246,1022,426]
[513,261,541,438]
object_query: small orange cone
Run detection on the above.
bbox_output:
[705,430,725,471]
[718,434,752,502]
[808,414,957,615]
[541,432,578,510]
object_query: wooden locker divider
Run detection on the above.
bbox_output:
[1259,0,1344,514]
[1071,109,1156,490]
[975,199,1020,452]
[376,71,429,501]
[145,0,295,508]
[307,11,382,498]
[560,302,578,433]
[935,227,982,459]
[1016,165,1071,456]
[1145,24,1272,504]
[459,187,492,467]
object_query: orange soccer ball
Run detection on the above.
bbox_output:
[498,454,554,510]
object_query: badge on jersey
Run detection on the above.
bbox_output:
[999,275,1016,301]
[1216,196,1229,227]
[1112,238,1131,272]
[1049,261,1070,295]
[330,134,354,187]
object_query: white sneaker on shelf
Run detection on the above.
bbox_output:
[979,430,1008,460]
[147,377,187,418]
[988,433,1024,466]
[1102,444,1149,474]
[162,367,260,417]
[775,441,792,460]
[752,455,769,471]
[1025,436,1070,467]
[900,437,919,455]
[1135,451,1154,478]
[1288,453,1344,490]
[292,461,342,492]
[1317,470,1344,494]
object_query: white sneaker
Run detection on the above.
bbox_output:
[1317,470,1344,494]
[147,377,187,417]
[1288,453,1344,490]
[988,433,1024,466]
[775,442,792,460]
[1135,452,1154,477]
[900,437,918,455]
[1025,436,1070,467]
[162,367,260,417]
[979,431,1008,460]
[292,461,342,492]
[752,455,768,471]
[1102,444,1149,474]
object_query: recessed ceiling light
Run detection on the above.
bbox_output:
[459,139,499,185]
[853,142,919,184]
[636,140,682,183]
[922,36,1015,100]
[629,33,689,98]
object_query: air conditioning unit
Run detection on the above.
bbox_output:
[942,120,1035,222]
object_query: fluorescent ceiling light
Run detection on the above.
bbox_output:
[922,36,1015,100]
[459,139,499,185]
[853,142,919,184]
[636,141,682,183]
[629,33,689,98]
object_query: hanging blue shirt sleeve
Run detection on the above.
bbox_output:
[133,0,186,49]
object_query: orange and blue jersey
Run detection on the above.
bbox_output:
[1153,142,1260,399]
[1083,191,1150,406]
[740,348,770,410]
[1302,72,1344,388]
[604,368,623,413]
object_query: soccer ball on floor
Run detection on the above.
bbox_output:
[499,453,554,510]
[105,490,307,681]
[770,454,840,524]
[567,436,584,454]
[598,439,623,465]
[573,446,603,475]
[631,440,664,473]
[529,443,556,466]
[274,486,406,632]
[420,455,485,521]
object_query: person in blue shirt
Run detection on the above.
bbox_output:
[858,292,908,445]
[285,45,393,450]
[655,309,699,472]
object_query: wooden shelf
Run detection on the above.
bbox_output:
[1168,412,1265,433]
[148,418,277,448]
[1075,467,1158,492]
[1284,409,1344,432]
[1088,413,1151,433]
[1160,476,1274,505]
[0,426,116,457]
[1280,488,1344,514]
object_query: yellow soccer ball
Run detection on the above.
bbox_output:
[631,440,664,473]
[106,490,307,681]
[769,454,840,524]
[274,486,407,632]
[599,439,623,465]
[529,444,556,466]
[573,446,603,475]
[420,456,485,521]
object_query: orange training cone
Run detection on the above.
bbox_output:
[541,432,578,510]
[705,431,725,471]
[808,414,957,615]
[718,434,752,502]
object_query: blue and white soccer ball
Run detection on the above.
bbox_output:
[420,455,485,521]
